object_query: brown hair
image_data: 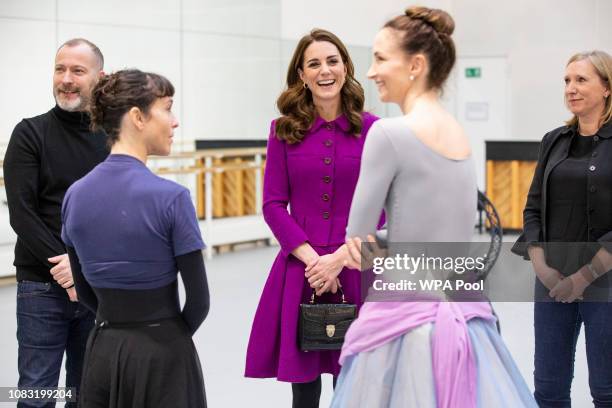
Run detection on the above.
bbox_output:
[90,69,174,145]
[384,6,456,90]
[275,29,365,144]
[565,50,612,127]
[57,38,104,70]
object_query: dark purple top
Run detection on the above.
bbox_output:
[61,154,205,290]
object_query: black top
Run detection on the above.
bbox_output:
[3,105,108,282]
[512,122,612,258]
[68,247,210,335]
[547,134,594,242]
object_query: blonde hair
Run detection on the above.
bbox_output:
[565,50,612,127]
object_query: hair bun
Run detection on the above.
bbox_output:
[405,6,455,36]
[89,72,117,129]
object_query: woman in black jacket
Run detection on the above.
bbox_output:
[513,50,612,407]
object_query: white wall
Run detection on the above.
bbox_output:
[453,0,610,139]
[0,0,284,148]
[1,0,610,149]
[280,0,452,46]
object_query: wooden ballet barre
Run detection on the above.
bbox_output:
[153,163,265,176]
[151,147,267,161]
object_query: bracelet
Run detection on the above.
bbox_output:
[586,263,600,280]
[66,283,75,289]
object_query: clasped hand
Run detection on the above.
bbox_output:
[536,263,589,303]
[304,235,387,297]
[549,270,590,303]
[305,253,343,297]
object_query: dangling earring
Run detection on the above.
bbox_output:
[409,75,415,81]
[303,82,308,89]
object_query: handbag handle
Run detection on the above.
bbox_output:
[310,287,347,304]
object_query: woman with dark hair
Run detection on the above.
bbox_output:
[61,69,209,407]
[512,50,612,407]
[244,29,378,407]
[305,7,536,407]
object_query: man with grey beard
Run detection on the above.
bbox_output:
[4,38,108,408]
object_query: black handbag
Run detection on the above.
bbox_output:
[298,288,357,351]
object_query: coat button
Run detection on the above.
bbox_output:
[323,175,331,183]
[322,193,330,201]
[593,135,599,142]
[589,165,596,171]
[322,211,330,219]
[589,208,594,213]
[592,151,598,157]
[590,185,597,193]
[324,139,333,147]
[324,157,332,165]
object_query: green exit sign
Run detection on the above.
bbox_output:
[465,67,481,78]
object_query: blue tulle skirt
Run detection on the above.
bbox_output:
[331,318,537,407]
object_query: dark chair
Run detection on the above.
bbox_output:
[476,190,503,280]
[477,190,503,332]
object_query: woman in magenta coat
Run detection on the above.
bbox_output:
[244,29,378,407]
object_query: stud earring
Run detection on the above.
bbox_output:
[409,75,415,81]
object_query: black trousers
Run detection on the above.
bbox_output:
[292,376,337,408]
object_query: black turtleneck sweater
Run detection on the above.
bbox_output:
[4,105,108,282]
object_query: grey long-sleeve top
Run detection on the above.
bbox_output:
[346,116,477,243]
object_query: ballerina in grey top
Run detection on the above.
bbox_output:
[305,47,477,295]
[306,6,537,407]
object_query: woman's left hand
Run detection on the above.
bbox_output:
[306,252,344,296]
[549,271,590,303]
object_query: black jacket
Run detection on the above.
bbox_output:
[4,105,108,282]
[512,121,612,258]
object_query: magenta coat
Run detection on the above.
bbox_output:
[245,112,379,382]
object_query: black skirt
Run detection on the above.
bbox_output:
[80,317,206,408]
[78,283,206,408]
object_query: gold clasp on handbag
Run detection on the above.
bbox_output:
[326,324,336,338]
